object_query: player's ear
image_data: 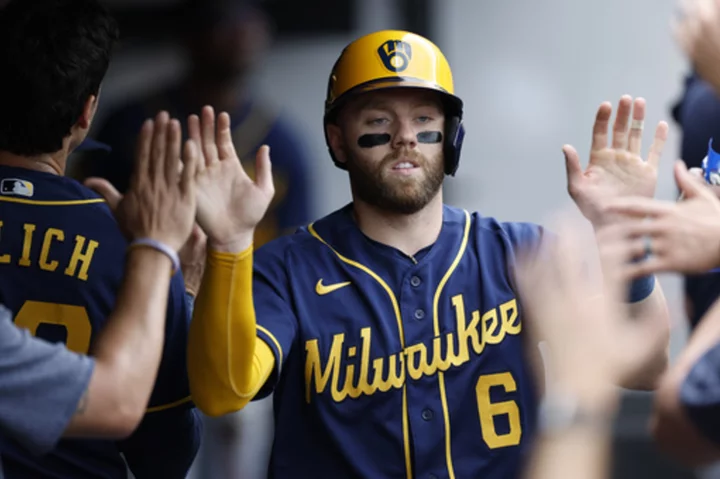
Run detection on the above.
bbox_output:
[326,123,348,165]
[77,94,99,130]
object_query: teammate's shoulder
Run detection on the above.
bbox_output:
[0,166,121,233]
[0,165,103,201]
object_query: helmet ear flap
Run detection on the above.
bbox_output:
[444,115,465,176]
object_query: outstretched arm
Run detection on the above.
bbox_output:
[564,95,671,389]
[602,160,720,465]
[185,106,280,416]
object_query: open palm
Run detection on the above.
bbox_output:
[189,106,275,251]
[565,96,668,227]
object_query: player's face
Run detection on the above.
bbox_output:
[338,89,446,215]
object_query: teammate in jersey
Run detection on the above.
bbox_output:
[186,30,671,478]
[0,0,201,477]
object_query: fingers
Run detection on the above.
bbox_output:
[165,119,181,185]
[200,106,219,167]
[647,121,669,169]
[611,95,633,150]
[689,166,705,179]
[150,111,170,182]
[563,144,583,191]
[187,114,204,173]
[131,119,154,186]
[674,159,706,199]
[216,112,239,161]
[255,144,274,195]
[627,97,646,155]
[591,102,613,151]
[598,231,650,262]
[84,177,122,211]
[603,196,676,218]
[181,139,200,196]
[626,256,670,278]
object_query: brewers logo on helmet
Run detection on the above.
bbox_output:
[323,30,466,176]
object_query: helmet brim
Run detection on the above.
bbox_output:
[325,76,463,122]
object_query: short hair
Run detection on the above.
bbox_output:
[0,0,119,155]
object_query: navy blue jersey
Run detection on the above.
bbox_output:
[0,166,199,478]
[253,203,542,479]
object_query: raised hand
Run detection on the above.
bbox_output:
[188,106,275,253]
[516,213,668,400]
[565,95,669,227]
[601,160,720,276]
[87,111,199,252]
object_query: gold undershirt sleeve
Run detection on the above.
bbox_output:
[188,247,276,417]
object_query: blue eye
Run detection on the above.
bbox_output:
[368,118,389,126]
[417,116,432,123]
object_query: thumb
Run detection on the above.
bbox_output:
[254,145,274,195]
[675,160,705,198]
[563,144,583,189]
[84,177,122,211]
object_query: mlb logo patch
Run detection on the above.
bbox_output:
[1,179,34,197]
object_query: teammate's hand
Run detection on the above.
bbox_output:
[674,0,720,94]
[516,213,667,402]
[601,160,720,275]
[564,96,668,228]
[188,106,274,253]
[686,167,720,200]
[92,111,200,251]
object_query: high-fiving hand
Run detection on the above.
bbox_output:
[565,95,668,228]
[188,106,275,253]
[86,111,199,252]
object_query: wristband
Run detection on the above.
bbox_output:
[628,274,655,303]
[627,239,656,303]
[538,389,612,436]
[127,238,180,275]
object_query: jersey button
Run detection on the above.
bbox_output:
[414,309,425,320]
[410,275,422,287]
[421,409,433,421]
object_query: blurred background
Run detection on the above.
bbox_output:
[74,0,698,477]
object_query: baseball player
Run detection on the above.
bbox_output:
[187,30,671,478]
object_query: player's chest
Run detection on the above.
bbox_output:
[291,256,523,402]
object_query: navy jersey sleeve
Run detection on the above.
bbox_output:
[500,221,549,290]
[117,272,200,477]
[680,341,720,444]
[253,239,300,399]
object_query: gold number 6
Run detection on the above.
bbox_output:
[476,372,522,449]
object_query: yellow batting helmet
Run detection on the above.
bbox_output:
[323,30,465,176]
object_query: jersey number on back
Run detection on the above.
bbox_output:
[14,300,92,354]
[476,372,522,449]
